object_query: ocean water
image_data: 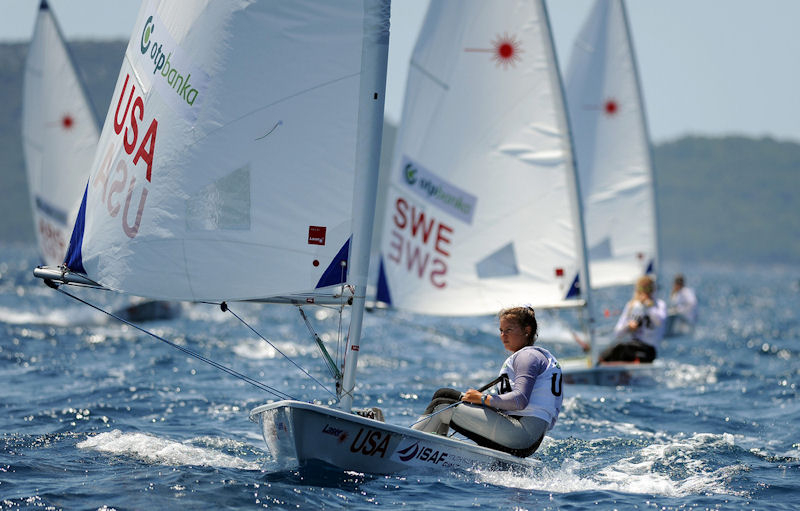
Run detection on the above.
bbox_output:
[1,243,798,510]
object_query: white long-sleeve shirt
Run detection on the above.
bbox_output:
[670,287,698,324]
[613,298,668,349]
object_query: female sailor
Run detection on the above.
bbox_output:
[412,306,562,457]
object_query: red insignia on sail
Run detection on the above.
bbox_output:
[61,114,74,129]
[308,226,327,245]
[604,99,619,115]
[464,33,523,69]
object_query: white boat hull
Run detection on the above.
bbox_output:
[249,400,540,474]
[561,357,663,386]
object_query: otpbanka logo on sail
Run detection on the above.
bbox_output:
[140,15,199,106]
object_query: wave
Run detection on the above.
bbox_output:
[474,432,749,497]
[77,429,262,470]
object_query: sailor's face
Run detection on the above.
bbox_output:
[499,317,530,353]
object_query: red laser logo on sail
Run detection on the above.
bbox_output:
[61,114,74,129]
[604,99,619,116]
[465,33,523,69]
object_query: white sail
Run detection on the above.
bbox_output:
[565,0,658,289]
[375,0,588,316]
[22,0,100,266]
[63,0,390,304]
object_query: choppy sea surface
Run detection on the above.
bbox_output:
[1,243,798,510]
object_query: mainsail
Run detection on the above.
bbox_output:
[376,0,590,316]
[62,0,389,307]
[564,0,659,289]
[22,0,100,266]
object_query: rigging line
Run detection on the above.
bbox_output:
[224,304,338,400]
[52,286,296,401]
[409,401,461,428]
[298,307,341,382]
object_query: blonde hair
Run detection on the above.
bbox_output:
[635,275,655,297]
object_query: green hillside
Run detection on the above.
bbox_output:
[654,136,800,264]
[1,41,798,264]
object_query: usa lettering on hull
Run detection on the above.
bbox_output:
[349,428,391,458]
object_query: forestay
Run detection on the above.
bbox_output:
[376,0,587,316]
[63,0,389,304]
[564,0,658,289]
[23,0,100,266]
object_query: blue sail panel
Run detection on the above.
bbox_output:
[316,238,350,288]
[565,273,581,300]
[63,184,87,274]
[376,257,392,306]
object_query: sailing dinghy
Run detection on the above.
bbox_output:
[374,0,589,319]
[23,0,180,323]
[23,0,100,268]
[559,0,663,385]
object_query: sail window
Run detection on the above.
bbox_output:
[476,242,519,279]
[589,237,612,259]
[186,165,251,231]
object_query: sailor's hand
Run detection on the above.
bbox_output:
[462,389,490,406]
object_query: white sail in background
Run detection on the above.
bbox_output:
[565,0,658,289]
[376,0,588,316]
[22,0,100,266]
[63,0,390,304]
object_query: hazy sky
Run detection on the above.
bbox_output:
[3,0,799,143]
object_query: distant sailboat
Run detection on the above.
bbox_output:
[560,0,663,384]
[564,0,659,289]
[35,0,584,474]
[23,0,179,323]
[375,0,588,318]
[22,0,99,267]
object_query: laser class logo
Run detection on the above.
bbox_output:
[139,15,199,106]
[465,32,524,69]
[604,98,619,116]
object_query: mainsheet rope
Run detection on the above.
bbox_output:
[409,401,461,428]
[48,282,297,401]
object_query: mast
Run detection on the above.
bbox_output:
[339,0,390,412]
